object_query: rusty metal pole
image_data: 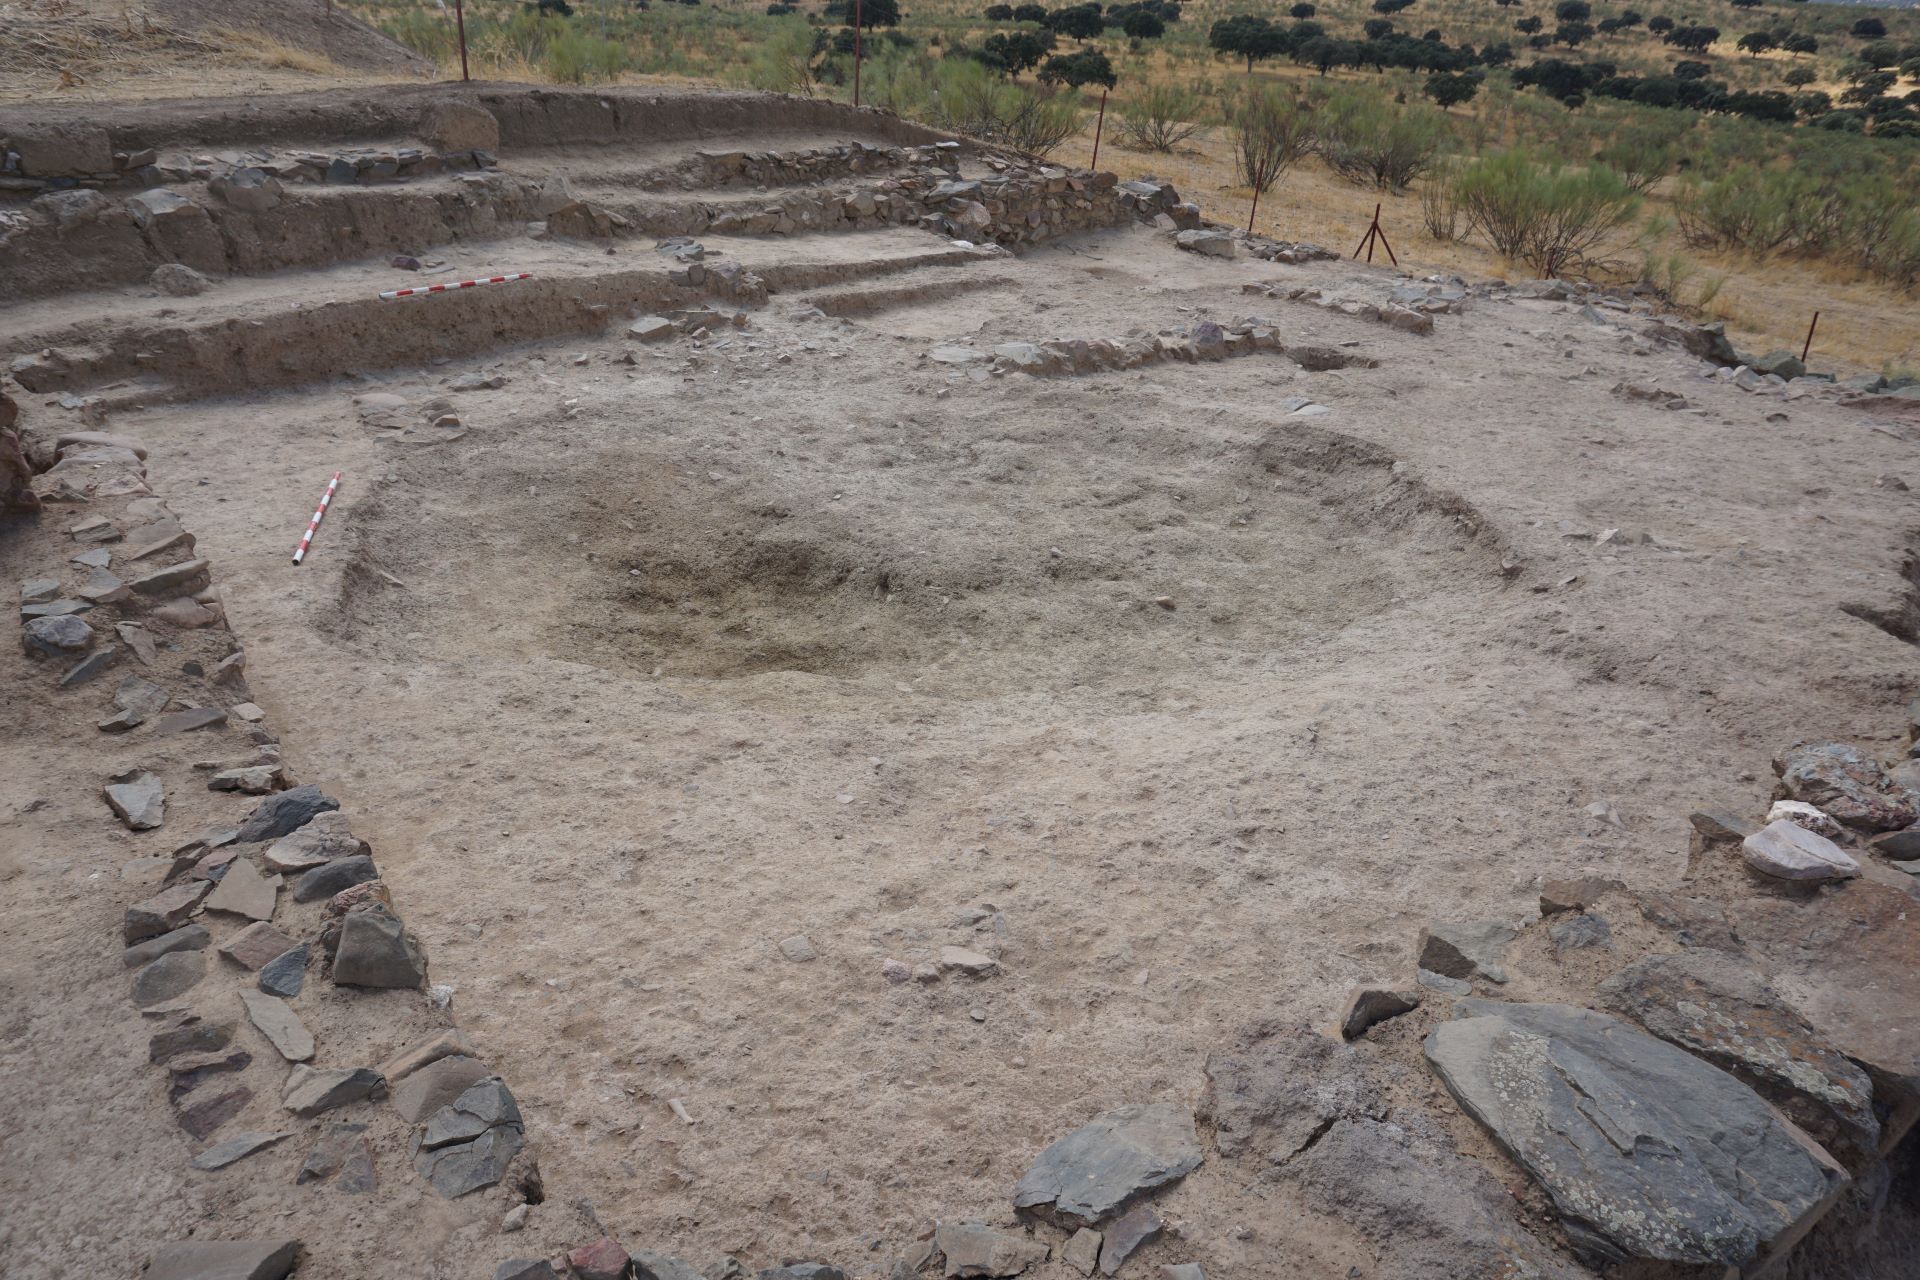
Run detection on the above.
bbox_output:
[1247,183,1260,236]
[455,0,470,82]
[1091,87,1108,171]
[853,0,863,108]
[1801,310,1820,364]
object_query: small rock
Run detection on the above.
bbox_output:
[297,1120,372,1185]
[1416,920,1514,984]
[332,909,427,988]
[940,945,998,977]
[263,811,366,873]
[1062,1229,1102,1277]
[155,706,228,734]
[380,1028,479,1083]
[570,1238,632,1280]
[501,1203,530,1232]
[217,921,299,970]
[209,764,287,795]
[1160,1267,1205,1280]
[1415,968,1471,996]
[1765,800,1845,841]
[882,958,912,984]
[175,1085,253,1139]
[933,1222,1049,1278]
[189,1130,289,1171]
[105,769,166,830]
[1547,912,1612,955]
[1337,987,1420,1040]
[125,923,211,968]
[240,989,315,1062]
[1538,876,1622,915]
[152,263,212,296]
[257,944,309,998]
[779,934,818,962]
[98,674,170,731]
[495,1260,559,1280]
[1774,741,1916,831]
[1097,1204,1162,1276]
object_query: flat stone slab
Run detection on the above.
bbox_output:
[1338,987,1420,1040]
[1741,819,1860,881]
[239,990,314,1063]
[415,1078,525,1198]
[125,923,211,968]
[142,1239,301,1280]
[217,921,299,971]
[283,1065,385,1117]
[263,811,364,872]
[1599,950,1878,1156]
[1012,1102,1203,1226]
[381,1028,479,1084]
[1097,1204,1161,1276]
[105,768,165,830]
[1426,1000,1848,1268]
[132,950,206,1007]
[125,881,210,943]
[204,858,279,921]
[292,853,377,902]
[190,1131,290,1171]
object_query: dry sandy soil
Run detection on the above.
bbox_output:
[3,84,1920,1280]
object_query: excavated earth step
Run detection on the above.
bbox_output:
[7,239,993,402]
[803,268,1016,317]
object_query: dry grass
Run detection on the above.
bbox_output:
[1087,108,1920,375]
[205,24,339,74]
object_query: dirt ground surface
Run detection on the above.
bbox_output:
[4,83,1919,1280]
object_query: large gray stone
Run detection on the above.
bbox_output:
[142,1239,301,1280]
[23,614,93,657]
[282,1064,385,1117]
[1416,921,1514,983]
[332,909,426,988]
[1096,1204,1160,1276]
[1741,819,1860,881]
[1425,1000,1848,1268]
[495,1261,559,1280]
[1598,950,1879,1158]
[933,1222,1050,1278]
[234,785,339,844]
[1199,1019,1385,1169]
[132,950,206,1007]
[105,769,166,830]
[99,674,170,731]
[414,1077,524,1198]
[292,853,377,903]
[1773,741,1917,831]
[1012,1102,1203,1226]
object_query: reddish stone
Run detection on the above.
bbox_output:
[568,1237,630,1280]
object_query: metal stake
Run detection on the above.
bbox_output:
[853,0,863,108]
[455,0,470,82]
[1801,311,1820,364]
[1090,87,1108,171]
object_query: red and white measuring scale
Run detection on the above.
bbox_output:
[292,471,341,566]
[379,271,532,300]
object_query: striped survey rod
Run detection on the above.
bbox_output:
[292,471,342,566]
[379,271,533,300]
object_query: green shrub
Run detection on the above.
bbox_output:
[1452,148,1641,274]
[545,27,628,82]
[1232,84,1313,193]
[746,17,821,94]
[1312,89,1448,192]
[1115,83,1203,152]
